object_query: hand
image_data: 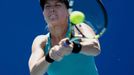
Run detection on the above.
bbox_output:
[48,38,73,62]
[58,38,73,56]
[49,45,64,62]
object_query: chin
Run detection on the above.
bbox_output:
[48,21,60,26]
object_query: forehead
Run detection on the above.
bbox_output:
[45,0,63,4]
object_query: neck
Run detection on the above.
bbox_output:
[49,24,68,46]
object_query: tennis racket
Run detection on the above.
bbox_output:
[64,0,108,46]
[69,0,108,39]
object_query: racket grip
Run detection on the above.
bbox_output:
[63,40,71,47]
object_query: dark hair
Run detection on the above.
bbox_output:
[40,0,70,11]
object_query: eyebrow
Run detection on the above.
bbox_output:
[45,0,64,5]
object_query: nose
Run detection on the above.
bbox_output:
[50,8,54,13]
[49,6,56,12]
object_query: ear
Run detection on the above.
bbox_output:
[43,11,45,17]
[67,10,70,17]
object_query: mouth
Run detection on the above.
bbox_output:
[49,14,58,20]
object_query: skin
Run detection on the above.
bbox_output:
[28,0,101,75]
[43,0,69,41]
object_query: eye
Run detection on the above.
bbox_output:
[44,4,51,9]
[56,3,62,7]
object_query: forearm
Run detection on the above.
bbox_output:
[79,38,101,56]
[30,56,50,75]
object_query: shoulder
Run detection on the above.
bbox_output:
[32,34,48,52]
[33,35,48,43]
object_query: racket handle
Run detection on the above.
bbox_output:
[63,40,71,47]
[63,38,81,47]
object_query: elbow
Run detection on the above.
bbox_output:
[92,41,101,56]
[86,46,101,56]
[29,64,39,75]
[92,47,101,56]
[29,61,47,75]
[29,65,34,75]
[29,64,35,73]
[28,61,37,75]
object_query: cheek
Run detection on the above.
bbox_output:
[43,12,47,17]
[43,11,49,20]
[59,10,69,18]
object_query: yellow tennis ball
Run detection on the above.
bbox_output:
[70,11,85,25]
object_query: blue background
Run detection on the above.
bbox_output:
[0,0,133,75]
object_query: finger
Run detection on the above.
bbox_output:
[59,38,69,45]
[55,50,64,57]
[63,40,71,47]
[50,46,63,61]
[74,34,83,38]
[52,51,63,61]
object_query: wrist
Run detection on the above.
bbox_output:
[45,53,54,63]
[72,41,82,53]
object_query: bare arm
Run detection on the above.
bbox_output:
[28,35,50,75]
[74,23,101,56]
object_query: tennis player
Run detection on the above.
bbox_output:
[28,0,101,75]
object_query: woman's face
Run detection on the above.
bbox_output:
[43,0,69,27]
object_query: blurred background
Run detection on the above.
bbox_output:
[0,0,133,75]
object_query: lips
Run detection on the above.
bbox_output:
[50,14,57,18]
[49,14,58,20]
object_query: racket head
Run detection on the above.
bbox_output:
[69,0,108,36]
